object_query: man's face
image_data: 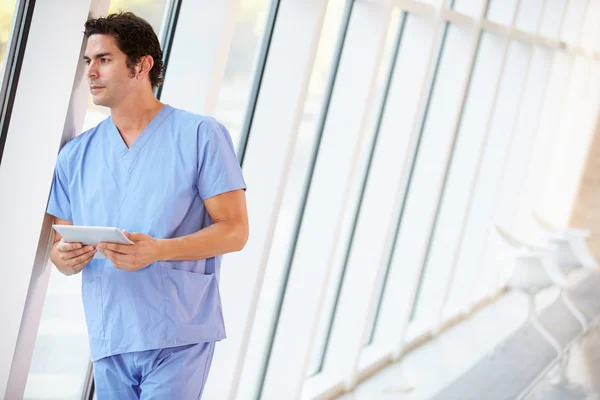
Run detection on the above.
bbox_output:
[84,34,135,108]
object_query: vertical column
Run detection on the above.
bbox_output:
[0,0,107,397]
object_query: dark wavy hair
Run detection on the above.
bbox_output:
[84,12,164,88]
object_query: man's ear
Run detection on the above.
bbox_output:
[137,55,154,77]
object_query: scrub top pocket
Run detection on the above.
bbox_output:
[160,264,226,346]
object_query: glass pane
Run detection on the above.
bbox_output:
[0,0,19,80]
[400,23,478,333]
[491,46,553,286]
[422,32,506,322]
[457,40,532,305]
[559,0,589,44]
[24,3,171,399]
[24,273,90,400]
[538,0,567,39]
[359,10,405,347]
[213,0,272,151]
[579,0,600,52]
[514,0,545,33]
[236,0,348,393]
[109,0,169,31]
[451,0,486,17]
[342,12,436,350]
[512,52,573,247]
[486,0,520,26]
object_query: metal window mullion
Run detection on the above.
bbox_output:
[154,0,182,100]
[237,0,281,165]
[362,12,409,347]
[442,8,477,26]
[0,0,36,166]
[82,361,94,400]
[481,18,511,35]
[394,0,437,17]
[394,20,453,327]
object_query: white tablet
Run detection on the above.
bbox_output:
[52,225,133,259]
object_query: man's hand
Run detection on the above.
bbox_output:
[55,239,96,275]
[97,231,160,272]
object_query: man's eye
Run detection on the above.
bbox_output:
[100,58,108,63]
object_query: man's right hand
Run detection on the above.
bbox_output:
[52,239,96,276]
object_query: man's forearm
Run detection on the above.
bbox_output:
[157,221,247,262]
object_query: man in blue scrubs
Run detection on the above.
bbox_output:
[45,12,248,399]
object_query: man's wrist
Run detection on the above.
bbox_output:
[155,238,173,262]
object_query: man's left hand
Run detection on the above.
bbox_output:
[97,231,160,272]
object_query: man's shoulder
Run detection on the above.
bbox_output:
[168,106,225,134]
[57,117,109,161]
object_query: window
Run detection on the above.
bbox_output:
[511,51,573,241]
[212,0,272,150]
[327,11,438,357]
[0,0,19,77]
[424,31,506,321]
[235,1,349,395]
[451,0,486,17]
[392,22,478,339]
[0,0,29,161]
[537,0,567,39]
[559,0,590,44]
[490,46,553,286]
[453,40,532,306]
[486,0,520,26]
[514,0,545,33]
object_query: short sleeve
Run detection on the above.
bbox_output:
[197,122,247,200]
[46,149,72,221]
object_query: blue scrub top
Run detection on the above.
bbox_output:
[46,105,246,361]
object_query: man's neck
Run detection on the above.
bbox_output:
[111,94,165,145]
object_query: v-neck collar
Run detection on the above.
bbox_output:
[109,104,174,164]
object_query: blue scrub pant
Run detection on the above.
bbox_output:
[93,342,215,399]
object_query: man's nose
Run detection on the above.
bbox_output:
[87,63,98,79]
